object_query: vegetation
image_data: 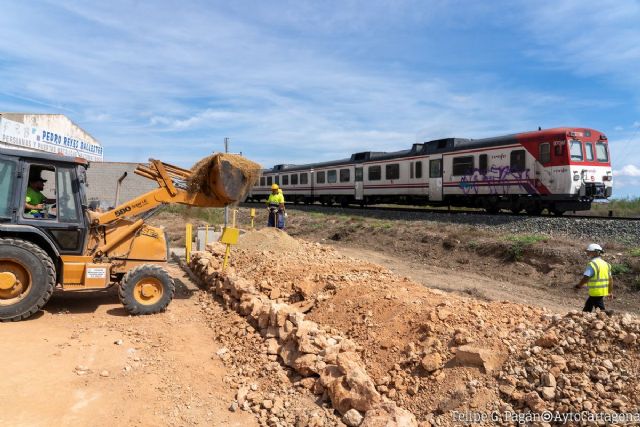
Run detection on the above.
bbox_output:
[161,205,224,224]
[611,263,632,276]
[504,234,547,261]
[590,197,640,217]
[630,248,640,257]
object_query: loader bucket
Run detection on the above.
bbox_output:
[188,153,261,204]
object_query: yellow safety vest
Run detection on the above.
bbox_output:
[267,193,285,207]
[587,258,611,297]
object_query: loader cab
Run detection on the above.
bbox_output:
[0,148,89,255]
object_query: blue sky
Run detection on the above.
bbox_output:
[0,0,639,197]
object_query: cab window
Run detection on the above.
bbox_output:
[23,165,56,220]
[540,143,551,163]
[585,142,594,161]
[57,168,79,222]
[596,142,609,162]
[570,140,583,161]
[0,159,16,218]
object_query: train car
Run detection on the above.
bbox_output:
[248,127,612,214]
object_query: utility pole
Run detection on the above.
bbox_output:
[223,137,229,227]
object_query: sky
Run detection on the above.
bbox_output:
[0,0,638,197]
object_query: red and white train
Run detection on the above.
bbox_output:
[248,127,613,215]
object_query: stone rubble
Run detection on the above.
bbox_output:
[186,229,639,426]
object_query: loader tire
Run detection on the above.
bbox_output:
[0,238,56,322]
[119,264,175,315]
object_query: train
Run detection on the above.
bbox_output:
[248,127,613,215]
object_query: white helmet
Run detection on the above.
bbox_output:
[586,243,603,252]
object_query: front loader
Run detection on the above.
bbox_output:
[0,147,259,321]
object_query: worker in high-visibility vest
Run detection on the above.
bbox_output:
[266,184,285,229]
[574,243,613,312]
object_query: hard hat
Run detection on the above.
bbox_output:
[586,243,603,252]
[271,184,279,190]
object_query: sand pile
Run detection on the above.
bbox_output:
[188,153,261,203]
[237,228,301,253]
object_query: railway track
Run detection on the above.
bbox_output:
[243,201,640,221]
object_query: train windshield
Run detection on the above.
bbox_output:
[596,142,609,162]
[570,140,583,161]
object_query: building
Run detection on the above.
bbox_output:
[0,113,103,162]
[85,162,157,207]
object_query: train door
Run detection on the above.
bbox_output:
[354,167,364,201]
[428,156,443,202]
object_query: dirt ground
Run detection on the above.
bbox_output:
[0,263,257,427]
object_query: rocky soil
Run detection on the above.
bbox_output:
[187,228,640,426]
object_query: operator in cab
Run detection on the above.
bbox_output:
[24,172,55,218]
[266,184,286,229]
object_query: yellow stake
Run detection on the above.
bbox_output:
[185,223,192,264]
[250,208,255,229]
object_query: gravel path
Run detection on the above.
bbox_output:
[280,204,640,245]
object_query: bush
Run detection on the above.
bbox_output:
[504,235,546,261]
[630,248,640,257]
[611,263,632,275]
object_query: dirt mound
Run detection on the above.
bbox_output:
[188,153,261,203]
[200,231,640,425]
[236,228,301,253]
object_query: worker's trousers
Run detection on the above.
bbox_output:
[583,296,605,312]
[268,210,285,229]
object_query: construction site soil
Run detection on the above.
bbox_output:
[186,227,640,426]
[7,209,636,426]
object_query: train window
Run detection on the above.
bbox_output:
[316,171,326,184]
[355,168,363,182]
[368,165,381,181]
[540,144,551,163]
[570,140,583,161]
[300,173,308,184]
[340,169,350,182]
[327,170,337,183]
[291,174,298,185]
[554,142,565,156]
[429,159,441,178]
[415,161,423,179]
[410,162,414,179]
[267,176,273,185]
[282,175,289,185]
[479,154,488,173]
[452,156,474,176]
[596,142,609,162]
[510,150,526,172]
[260,177,266,186]
[274,176,280,185]
[386,164,400,180]
[585,142,594,161]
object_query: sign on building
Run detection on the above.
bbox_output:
[0,113,103,162]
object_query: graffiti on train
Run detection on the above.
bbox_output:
[458,166,534,195]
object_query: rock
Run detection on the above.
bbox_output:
[292,353,319,376]
[343,408,364,426]
[550,355,567,371]
[623,333,637,344]
[541,387,555,400]
[420,353,442,373]
[361,402,418,427]
[322,352,381,414]
[236,385,250,405]
[265,338,279,355]
[542,372,556,388]
[229,401,238,412]
[262,399,273,410]
[535,331,558,348]
[602,359,614,371]
[594,321,605,330]
[455,345,506,373]
[114,339,123,345]
[100,370,110,377]
[524,391,545,412]
[437,309,452,320]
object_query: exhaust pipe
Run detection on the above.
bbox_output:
[114,171,128,207]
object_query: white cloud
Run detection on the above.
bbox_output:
[615,164,640,177]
